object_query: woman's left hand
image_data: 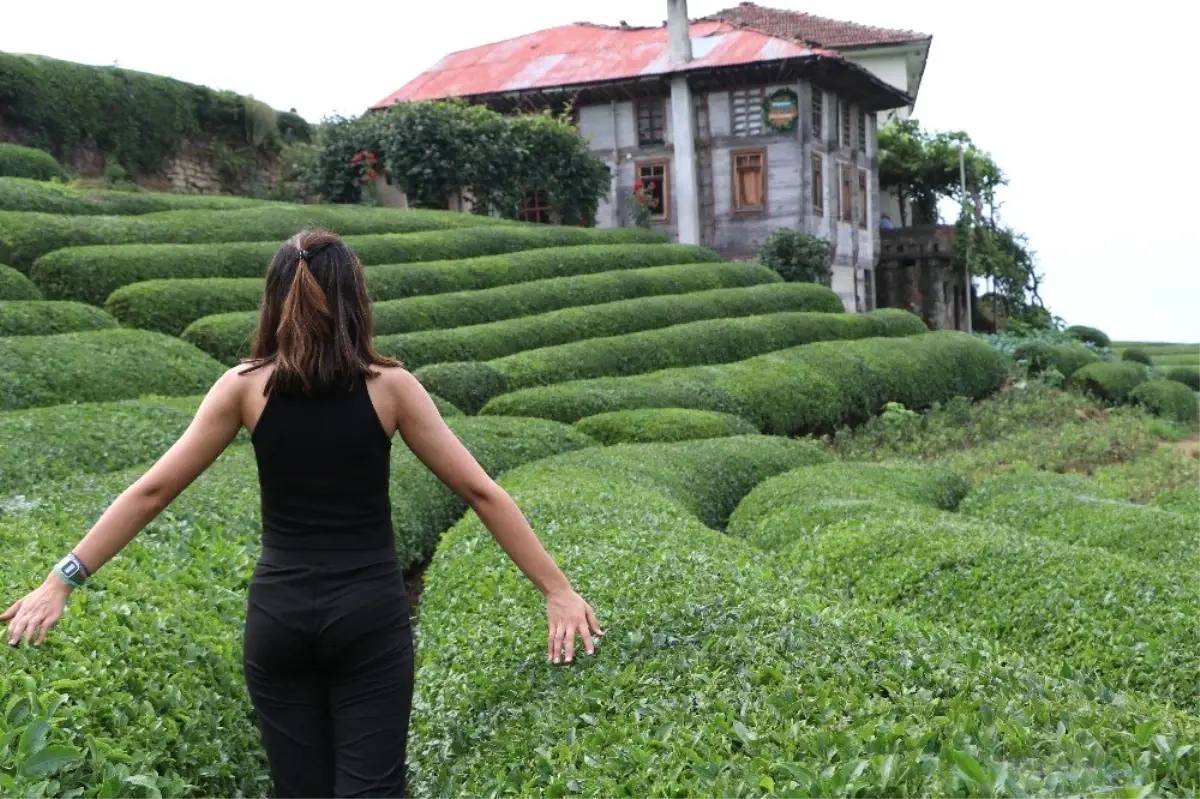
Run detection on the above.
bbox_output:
[546,588,604,664]
[2,576,71,647]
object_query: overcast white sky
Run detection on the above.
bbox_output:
[3,1,1196,342]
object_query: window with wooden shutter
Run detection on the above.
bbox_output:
[857,109,867,153]
[810,90,824,139]
[811,153,824,214]
[635,161,670,220]
[731,149,766,213]
[839,163,853,222]
[858,170,869,228]
[636,99,667,146]
[840,102,853,148]
[731,87,765,137]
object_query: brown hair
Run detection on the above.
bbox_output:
[241,228,398,396]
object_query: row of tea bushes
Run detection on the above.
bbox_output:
[0,301,118,337]
[0,203,509,269]
[0,263,40,300]
[0,329,224,411]
[480,331,1009,433]
[183,259,774,363]
[412,437,1198,797]
[112,243,722,336]
[0,414,593,796]
[573,408,758,445]
[415,308,925,413]
[0,177,271,215]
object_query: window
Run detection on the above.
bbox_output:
[522,190,552,224]
[857,109,868,153]
[810,89,824,139]
[731,149,766,213]
[636,99,667,146]
[864,268,875,311]
[857,169,868,228]
[839,163,853,222]
[840,102,853,148]
[635,161,669,220]
[731,87,765,137]
[811,153,824,214]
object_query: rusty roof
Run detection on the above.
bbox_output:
[703,2,930,50]
[371,20,885,110]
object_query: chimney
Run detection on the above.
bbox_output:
[667,0,692,67]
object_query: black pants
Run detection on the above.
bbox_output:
[243,547,414,798]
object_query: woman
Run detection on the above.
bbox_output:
[2,229,603,798]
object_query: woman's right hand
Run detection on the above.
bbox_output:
[3,575,72,648]
[546,588,604,664]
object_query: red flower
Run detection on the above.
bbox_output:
[648,181,657,189]
[633,180,643,191]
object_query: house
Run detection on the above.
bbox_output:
[371,1,930,312]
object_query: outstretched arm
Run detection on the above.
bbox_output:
[3,369,244,646]
[391,370,603,663]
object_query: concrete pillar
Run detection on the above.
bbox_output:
[667,0,699,245]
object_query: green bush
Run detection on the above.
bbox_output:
[1064,324,1111,348]
[574,408,758,444]
[0,300,118,336]
[1012,339,1098,379]
[412,362,509,416]
[0,329,224,410]
[0,177,271,215]
[1130,379,1200,425]
[1165,365,1200,391]
[430,393,463,418]
[755,227,831,284]
[383,283,852,373]
[728,462,969,551]
[113,243,723,336]
[412,438,1197,796]
[1121,347,1153,365]
[481,331,1007,433]
[31,226,666,305]
[1069,361,1149,404]
[480,309,928,398]
[0,144,66,181]
[0,262,41,299]
[0,203,508,270]
[960,470,1199,565]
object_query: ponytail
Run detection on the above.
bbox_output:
[272,249,335,394]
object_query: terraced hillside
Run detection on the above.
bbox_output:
[1,184,1196,797]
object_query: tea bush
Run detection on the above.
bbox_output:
[1011,339,1098,378]
[1165,366,1200,391]
[574,408,758,444]
[0,301,118,337]
[482,331,1008,432]
[1130,379,1200,425]
[0,177,270,215]
[0,329,224,410]
[0,204,507,270]
[1064,324,1111,348]
[0,264,42,300]
[1069,361,1149,404]
[31,227,666,305]
[0,144,66,181]
[113,243,723,336]
[412,438,1198,796]
[1121,347,1153,365]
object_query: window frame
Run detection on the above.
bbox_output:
[635,98,668,147]
[810,152,825,215]
[840,101,853,149]
[730,147,768,216]
[730,86,767,138]
[810,89,824,140]
[857,169,869,229]
[839,163,854,223]
[635,159,671,222]
[522,190,553,225]
[857,108,868,153]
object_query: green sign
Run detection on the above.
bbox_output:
[763,89,800,132]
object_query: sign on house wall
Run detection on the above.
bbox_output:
[764,89,800,132]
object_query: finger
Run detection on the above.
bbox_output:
[0,599,22,622]
[35,623,48,647]
[23,615,43,647]
[552,624,567,664]
[579,622,594,657]
[8,613,29,646]
[564,623,577,663]
[547,623,556,662]
[585,605,604,637]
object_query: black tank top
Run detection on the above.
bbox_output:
[251,374,394,550]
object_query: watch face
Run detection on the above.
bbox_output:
[61,561,81,579]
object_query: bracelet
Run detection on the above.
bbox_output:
[52,552,89,589]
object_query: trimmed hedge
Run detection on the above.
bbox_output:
[1166,365,1200,391]
[0,262,41,299]
[1131,379,1200,425]
[0,144,65,181]
[0,329,224,410]
[1065,324,1111,348]
[0,176,270,215]
[960,470,1199,565]
[574,408,758,445]
[1012,339,1098,379]
[0,300,119,336]
[31,226,667,305]
[115,243,725,336]
[481,331,1008,432]
[1,204,509,271]
[1069,361,1149,403]
[1121,347,1153,365]
[412,438,1198,796]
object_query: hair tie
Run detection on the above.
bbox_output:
[297,248,310,262]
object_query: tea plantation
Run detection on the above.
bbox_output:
[0,181,1197,797]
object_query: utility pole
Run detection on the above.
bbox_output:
[959,145,972,334]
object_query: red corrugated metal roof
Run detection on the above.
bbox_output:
[372,21,830,109]
[703,2,930,50]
